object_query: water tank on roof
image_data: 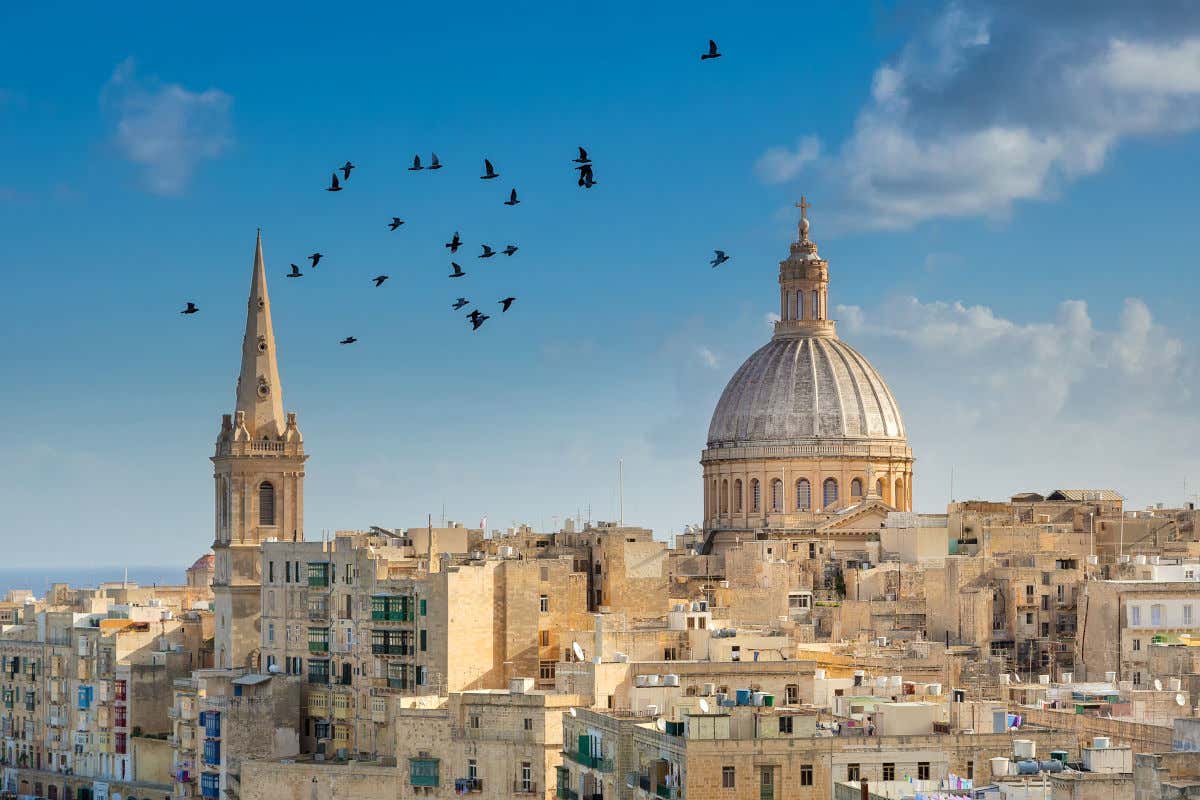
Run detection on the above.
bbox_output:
[635,675,649,688]
[663,674,680,687]
[990,758,1010,777]
[1093,737,1110,749]
[751,692,765,706]
[1039,760,1064,773]
[1014,739,1037,760]
[735,689,752,706]
[1016,760,1040,775]
[646,675,660,687]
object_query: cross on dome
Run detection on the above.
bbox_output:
[795,196,811,241]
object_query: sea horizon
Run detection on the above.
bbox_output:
[0,564,189,600]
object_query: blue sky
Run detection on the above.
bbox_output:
[3,1,1200,567]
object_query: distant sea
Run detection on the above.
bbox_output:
[0,565,185,600]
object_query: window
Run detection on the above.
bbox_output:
[778,716,793,734]
[720,480,728,514]
[416,666,427,686]
[876,478,885,498]
[268,561,275,582]
[721,767,735,789]
[1026,584,1034,597]
[467,759,477,780]
[539,661,555,680]
[1025,612,1033,625]
[1133,671,1142,685]
[882,763,895,781]
[1042,595,1049,611]
[539,595,549,613]
[846,764,860,781]
[285,562,292,583]
[734,480,743,512]
[664,647,677,661]
[1040,622,1049,637]
[770,479,783,512]
[800,765,812,786]
[539,630,550,647]
[420,629,427,652]
[966,761,973,780]
[796,290,805,320]
[751,480,760,512]
[258,482,276,526]
[1152,604,1163,626]
[894,477,904,506]
[918,762,930,780]
[267,623,275,643]
[307,659,329,685]
[822,478,838,509]
[470,714,481,729]
[523,717,533,731]
[785,684,799,705]
[1132,638,1141,651]
[811,290,819,320]
[1131,605,1141,626]
[851,478,863,498]
[795,479,811,511]
[1186,605,1194,625]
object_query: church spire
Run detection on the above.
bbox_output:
[235,230,286,438]
[774,196,836,339]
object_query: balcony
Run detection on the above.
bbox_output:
[454,778,483,793]
[565,750,613,772]
[309,641,330,654]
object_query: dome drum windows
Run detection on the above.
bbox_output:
[770,479,783,513]
[734,480,743,513]
[751,479,761,512]
[795,479,811,511]
[720,480,729,515]
[851,478,863,498]
[822,478,838,510]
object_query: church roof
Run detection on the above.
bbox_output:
[706,335,906,449]
[235,231,287,439]
[188,553,215,571]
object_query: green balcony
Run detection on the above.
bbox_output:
[410,757,439,787]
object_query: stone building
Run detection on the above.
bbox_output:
[1077,579,1200,683]
[701,201,914,558]
[212,232,308,671]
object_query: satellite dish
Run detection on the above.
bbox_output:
[572,641,585,661]
[1155,679,1163,691]
[698,698,710,713]
[1178,693,1188,707]
[656,718,667,732]
[569,707,577,717]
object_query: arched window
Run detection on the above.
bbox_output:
[851,478,863,498]
[720,480,729,515]
[258,481,276,526]
[734,480,743,512]
[795,479,811,511]
[876,478,885,499]
[796,290,805,320]
[822,478,838,509]
[751,479,761,512]
[895,478,904,508]
[812,290,820,320]
[770,479,783,512]
[786,292,795,321]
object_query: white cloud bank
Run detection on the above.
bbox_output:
[101,59,232,195]
[758,2,1200,229]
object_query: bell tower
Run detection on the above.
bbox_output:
[775,196,836,339]
[211,231,307,669]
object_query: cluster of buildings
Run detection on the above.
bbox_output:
[8,214,1200,800]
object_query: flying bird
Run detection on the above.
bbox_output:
[701,39,722,60]
[467,309,484,321]
[287,264,303,278]
[503,245,518,256]
[408,154,424,171]
[326,172,343,192]
[445,231,462,253]
[480,159,499,180]
[471,314,490,331]
[180,302,199,315]
[479,244,496,258]
[574,146,591,164]
[373,275,389,287]
[576,163,596,188]
[340,336,357,345]
[449,262,466,278]
[388,217,404,231]
[429,153,443,170]
[452,297,469,310]
[499,297,516,312]
[340,161,356,180]
[504,188,520,206]
[308,253,323,268]
[710,250,731,268]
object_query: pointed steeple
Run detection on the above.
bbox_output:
[235,230,286,438]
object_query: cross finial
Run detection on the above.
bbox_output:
[795,196,810,220]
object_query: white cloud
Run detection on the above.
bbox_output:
[695,347,720,369]
[758,3,1200,229]
[754,136,821,184]
[101,58,232,195]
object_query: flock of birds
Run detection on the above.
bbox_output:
[180,40,733,341]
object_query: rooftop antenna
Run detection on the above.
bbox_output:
[618,458,624,526]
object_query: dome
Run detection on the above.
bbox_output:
[706,335,905,449]
[188,553,215,571]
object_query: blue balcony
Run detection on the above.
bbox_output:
[203,739,221,767]
[203,710,221,738]
[201,773,220,799]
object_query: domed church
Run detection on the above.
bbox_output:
[701,199,913,552]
